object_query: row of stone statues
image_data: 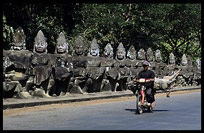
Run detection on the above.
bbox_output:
[3,27,201,99]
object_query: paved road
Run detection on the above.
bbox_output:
[3,91,201,130]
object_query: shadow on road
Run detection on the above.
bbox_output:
[125,108,168,113]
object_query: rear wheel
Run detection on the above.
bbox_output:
[136,94,143,114]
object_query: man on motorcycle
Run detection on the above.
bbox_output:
[134,61,156,109]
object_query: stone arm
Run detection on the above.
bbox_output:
[154,69,181,84]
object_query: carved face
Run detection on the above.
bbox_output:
[34,30,47,53]
[56,32,68,54]
[35,40,47,53]
[90,46,99,56]
[169,53,175,65]
[137,49,145,60]
[117,49,126,60]
[155,50,162,62]
[12,27,26,50]
[127,45,136,60]
[56,43,68,54]
[104,43,113,58]
[195,59,201,69]
[146,48,153,61]
[75,45,84,55]
[181,54,188,66]
[104,48,111,57]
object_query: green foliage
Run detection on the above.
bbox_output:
[3,3,201,61]
[3,14,14,50]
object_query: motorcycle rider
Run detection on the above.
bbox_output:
[134,61,156,109]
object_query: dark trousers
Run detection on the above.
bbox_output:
[145,87,155,103]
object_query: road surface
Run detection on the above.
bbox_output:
[3,90,201,130]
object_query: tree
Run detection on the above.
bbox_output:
[147,4,201,63]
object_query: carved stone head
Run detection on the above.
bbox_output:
[74,36,84,56]
[116,42,126,60]
[187,55,192,66]
[11,27,26,50]
[146,48,153,62]
[88,38,99,57]
[169,52,175,65]
[137,48,145,60]
[33,30,48,53]
[195,58,201,70]
[103,43,113,58]
[155,49,162,62]
[127,45,136,60]
[55,32,68,54]
[181,54,188,66]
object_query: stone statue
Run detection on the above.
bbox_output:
[126,45,138,81]
[3,54,25,98]
[146,47,153,62]
[146,48,155,72]
[100,43,116,91]
[195,58,201,70]
[192,58,201,86]
[181,54,188,66]
[127,45,136,61]
[155,49,162,63]
[30,30,53,97]
[50,32,73,96]
[86,38,105,92]
[11,27,26,50]
[114,42,129,91]
[3,27,32,98]
[154,69,181,97]
[177,54,193,86]
[154,49,167,78]
[69,36,88,94]
[103,43,114,59]
[169,52,176,65]
[136,48,146,72]
[166,52,177,76]
[137,48,146,60]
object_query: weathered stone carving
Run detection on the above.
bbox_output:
[154,49,167,78]
[169,52,176,65]
[146,48,156,72]
[166,52,177,77]
[3,30,201,99]
[30,30,53,97]
[146,47,153,62]
[11,27,26,50]
[3,27,32,99]
[85,38,104,92]
[50,32,73,96]
[69,36,88,94]
[195,58,201,70]
[126,45,138,80]
[177,54,193,86]
[100,43,116,91]
[154,69,181,97]
[137,48,146,60]
[103,43,114,59]
[192,58,201,86]
[114,42,129,91]
[136,48,146,73]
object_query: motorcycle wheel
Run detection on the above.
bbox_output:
[136,94,143,114]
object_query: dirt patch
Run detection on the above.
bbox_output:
[3,89,200,117]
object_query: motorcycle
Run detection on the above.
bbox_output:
[128,78,154,114]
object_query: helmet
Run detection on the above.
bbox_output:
[143,61,149,66]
